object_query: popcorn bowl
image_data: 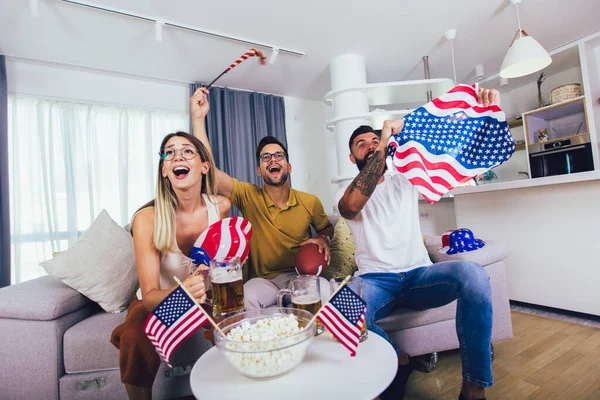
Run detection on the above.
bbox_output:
[214,308,316,379]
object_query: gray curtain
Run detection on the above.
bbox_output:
[189,84,287,187]
[0,55,10,288]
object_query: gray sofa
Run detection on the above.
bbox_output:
[0,234,512,400]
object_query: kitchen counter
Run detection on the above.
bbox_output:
[450,170,600,196]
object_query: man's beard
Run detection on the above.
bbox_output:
[356,151,388,173]
[262,170,289,187]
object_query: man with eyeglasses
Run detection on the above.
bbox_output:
[190,88,333,310]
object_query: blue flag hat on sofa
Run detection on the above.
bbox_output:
[446,228,485,255]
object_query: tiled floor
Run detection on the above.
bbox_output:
[510,301,600,329]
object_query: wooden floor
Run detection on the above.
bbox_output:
[404,311,600,400]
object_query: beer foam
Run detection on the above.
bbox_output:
[211,268,243,284]
[292,294,320,305]
[222,315,310,378]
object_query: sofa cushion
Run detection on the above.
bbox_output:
[64,311,125,373]
[322,218,357,280]
[376,302,457,331]
[0,275,92,321]
[41,209,138,313]
[64,310,215,374]
[425,236,508,267]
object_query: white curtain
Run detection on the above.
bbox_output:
[8,95,188,283]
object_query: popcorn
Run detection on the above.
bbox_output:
[221,314,312,378]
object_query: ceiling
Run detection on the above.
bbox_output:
[1,0,599,100]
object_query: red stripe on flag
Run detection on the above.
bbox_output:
[153,308,203,354]
[394,161,455,191]
[394,147,471,182]
[319,307,360,346]
[318,311,359,356]
[397,173,446,198]
[447,84,477,98]
[472,104,503,113]
[163,311,207,360]
[431,99,474,111]
[321,306,360,345]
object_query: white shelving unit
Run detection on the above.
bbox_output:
[324,78,454,131]
[324,78,454,106]
[325,109,415,132]
[324,69,454,184]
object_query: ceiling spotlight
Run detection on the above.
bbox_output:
[269,47,279,65]
[475,64,484,80]
[155,20,164,42]
[30,0,40,18]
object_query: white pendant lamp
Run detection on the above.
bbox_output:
[500,0,551,79]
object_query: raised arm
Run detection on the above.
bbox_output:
[337,120,404,220]
[190,88,235,198]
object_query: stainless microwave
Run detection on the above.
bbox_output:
[529,134,594,178]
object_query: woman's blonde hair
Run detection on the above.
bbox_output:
[134,132,217,252]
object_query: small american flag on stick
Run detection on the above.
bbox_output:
[388,83,515,203]
[144,286,208,367]
[317,285,367,357]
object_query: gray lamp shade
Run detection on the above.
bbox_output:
[500,33,552,79]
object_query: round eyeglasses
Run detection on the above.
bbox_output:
[160,147,198,161]
[259,151,286,163]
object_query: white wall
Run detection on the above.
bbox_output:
[6,59,189,112]
[455,181,600,316]
[418,200,457,236]
[284,96,337,212]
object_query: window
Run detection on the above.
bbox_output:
[8,95,188,283]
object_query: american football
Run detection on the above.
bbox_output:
[294,243,327,276]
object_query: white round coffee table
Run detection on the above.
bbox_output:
[190,330,397,400]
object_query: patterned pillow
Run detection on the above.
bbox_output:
[322,218,357,280]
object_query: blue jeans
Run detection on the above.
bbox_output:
[361,260,493,387]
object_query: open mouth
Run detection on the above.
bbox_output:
[267,165,281,174]
[173,166,190,179]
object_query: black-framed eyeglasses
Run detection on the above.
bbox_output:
[259,151,286,163]
[159,147,198,161]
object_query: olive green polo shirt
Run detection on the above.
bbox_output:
[230,179,329,280]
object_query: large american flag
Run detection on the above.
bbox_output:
[144,286,208,367]
[317,286,367,357]
[388,83,515,203]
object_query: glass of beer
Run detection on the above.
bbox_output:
[210,257,246,318]
[277,275,324,335]
[330,276,368,342]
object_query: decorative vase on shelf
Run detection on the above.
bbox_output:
[537,128,549,142]
[536,72,547,108]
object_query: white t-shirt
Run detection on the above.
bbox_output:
[335,173,432,275]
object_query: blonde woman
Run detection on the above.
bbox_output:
[111,131,230,400]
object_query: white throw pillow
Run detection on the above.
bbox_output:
[41,210,138,313]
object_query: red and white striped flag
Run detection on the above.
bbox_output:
[388,83,515,203]
[191,217,252,266]
[144,286,208,367]
[317,285,367,357]
[226,48,267,72]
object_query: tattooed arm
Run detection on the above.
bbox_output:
[337,120,404,220]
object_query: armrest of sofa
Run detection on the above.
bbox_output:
[425,236,508,267]
[0,275,94,321]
